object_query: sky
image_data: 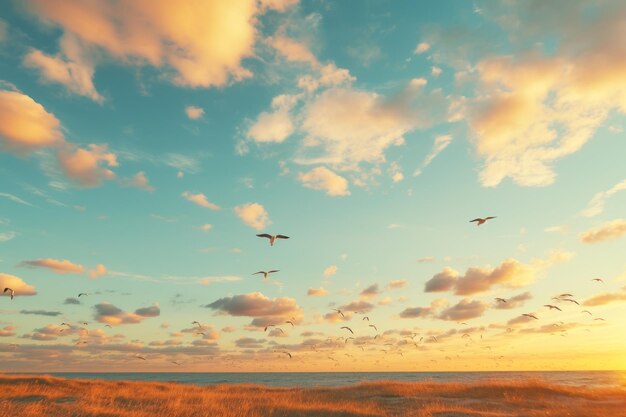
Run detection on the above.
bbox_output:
[1,0,626,373]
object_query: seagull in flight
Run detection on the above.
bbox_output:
[285,320,295,327]
[135,354,147,361]
[171,361,182,366]
[340,326,354,334]
[256,234,290,246]
[362,316,370,321]
[277,351,292,359]
[333,309,345,318]
[558,293,574,298]
[192,321,203,328]
[522,313,539,320]
[78,293,89,297]
[495,298,507,303]
[369,324,377,331]
[253,270,280,279]
[562,298,580,305]
[582,310,593,316]
[592,278,604,283]
[264,324,275,332]
[469,216,497,226]
[3,287,14,300]
[544,305,562,311]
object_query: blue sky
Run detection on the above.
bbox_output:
[1,0,625,371]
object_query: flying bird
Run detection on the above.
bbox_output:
[340,326,354,334]
[171,361,182,366]
[192,321,203,328]
[362,316,370,321]
[369,324,377,331]
[285,320,295,327]
[78,293,89,297]
[558,293,574,298]
[544,305,562,311]
[582,310,593,316]
[431,336,438,343]
[264,324,275,332]
[522,313,539,320]
[592,278,604,283]
[256,234,290,246]
[3,287,14,300]
[135,354,147,361]
[333,309,345,318]
[594,318,606,321]
[495,298,507,303]
[278,351,292,359]
[562,298,580,305]
[253,270,280,279]
[469,216,497,226]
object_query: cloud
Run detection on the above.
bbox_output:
[399,306,432,319]
[204,292,302,327]
[581,179,626,217]
[23,47,103,102]
[198,224,213,232]
[199,276,241,285]
[234,203,270,231]
[124,171,155,192]
[579,219,626,244]
[0,192,34,207]
[88,264,107,279]
[63,297,80,305]
[297,166,350,196]
[437,299,488,321]
[93,302,158,325]
[493,291,532,310]
[339,300,374,314]
[247,94,300,143]
[414,42,430,54]
[307,287,328,297]
[20,258,84,274]
[181,191,220,210]
[413,135,452,176]
[235,337,266,349]
[424,267,458,292]
[0,325,15,337]
[22,0,298,92]
[20,310,62,317]
[268,34,318,66]
[0,232,16,242]
[185,106,205,120]
[424,259,536,296]
[0,89,64,154]
[583,289,626,307]
[417,256,435,263]
[387,280,407,289]
[57,144,118,187]
[360,284,380,300]
[323,265,338,277]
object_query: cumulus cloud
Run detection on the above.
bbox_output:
[57,144,118,187]
[63,297,80,305]
[204,292,302,327]
[579,219,626,244]
[20,310,62,317]
[22,0,298,92]
[88,264,107,279]
[399,306,432,319]
[417,256,435,263]
[387,280,407,289]
[414,42,430,54]
[581,179,626,217]
[413,135,452,176]
[181,191,220,210]
[493,292,532,310]
[247,94,300,143]
[437,299,488,321]
[185,106,205,120]
[297,166,350,196]
[124,171,155,192]
[323,265,338,277]
[0,89,64,154]
[234,203,270,231]
[135,304,160,317]
[583,289,626,306]
[235,337,265,349]
[0,325,15,337]
[268,33,318,66]
[339,300,374,314]
[93,302,158,325]
[307,287,328,297]
[20,258,84,274]
[424,259,536,296]
[360,284,380,300]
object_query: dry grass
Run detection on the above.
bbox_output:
[0,375,624,417]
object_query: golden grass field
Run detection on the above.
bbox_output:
[1,375,625,417]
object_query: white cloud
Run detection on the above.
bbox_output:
[414,42,430,54]
[297,166,350,196]
[234,203,270,231]
[581,179,626,217]
[414,135,452,176]
[323,265,338,277]
[185,106,205,120]
[181,191,220,210]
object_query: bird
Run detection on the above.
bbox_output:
[469,216,497,226]
[277,351,292,359]
[171,361,182,366]
[192,321,203,328]
[431,336,438,343]
[558,293,574,298]
[362,316,370,321]
[562,298,580,305]
[582,310,593,316]
[592,278,604,283]
[333,309,345,318]
[522,313,539,320]
[60,322,71,327]
[104,324,112,328]
[544,305,562,311]
[369,324,377,331]
[495,297,507,303]
[264,324,275,332]
[78,293,89,297]
[462,333,471,339]
[3,287,14,300]
[594,318,606,321]
[340,326,354,334]
[253,270,280,279]
[256,234,290,246]
[285,320,295,327]
[135,354,147,361]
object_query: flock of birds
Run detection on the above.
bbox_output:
[1,216,611,368]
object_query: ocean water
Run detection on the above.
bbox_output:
[45,371,625,389]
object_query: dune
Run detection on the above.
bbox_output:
[0,375,624,417]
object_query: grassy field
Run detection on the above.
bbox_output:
[0,375,624,417]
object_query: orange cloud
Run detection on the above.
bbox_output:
[204,292,302,327]
[307,287,328,297]
[268,34,318,66]
[0,273,37,297]
[579,219,626,244]
[0,89,64,154]
[298,166,350,196]
[583,289,626,307]
[360,284,380,300]
[234,203,270,230]
[88,264,107,279]
[437,299,488,321]
[247,94,299,143]
[93,302,159,325]
[20,258,84,274]
[57,144,118,187]
[185,106,204,120]
[182,191,220,210]
[124,171,155,192]
[387,280,407,289]
[323,265,338,277]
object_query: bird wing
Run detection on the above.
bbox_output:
[469,219,481,223]
[252,271,265,275]
[485,216,497,220]
[256,234,272,239]
[268,270,280,273]
[276,235,290,239]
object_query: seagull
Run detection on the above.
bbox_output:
[256,234,290,246]
[369,324,377,331]
[285,320,295,327]
[462,333,471,339]
[60,322,71,327]
[522,313,539,320]
[469,216,497,226]
[333,309,345,318]
[362,316,370,321]
[104,324,112,328]
[495,298,507,303]
[594,318,606,321]
[592,278,604,283]
[345,337,354,344]
[264,324,275,332]
[3,287,14,300]
[431,336,438,343]
[558,293,574,298]
[192,321,203,328]
[78,293,89,297]
[277,351,292,359]
[253,270,280,279]
[544,305,562,311]
[562,298,580,305]
[340,326,354,334]
[171,361,182,366]
[582,310,593,316]
[135,354,147,361]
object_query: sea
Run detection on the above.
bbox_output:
[44,371,625,389]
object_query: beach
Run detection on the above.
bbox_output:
[1,375,625,417]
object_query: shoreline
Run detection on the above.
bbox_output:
[1,374,625,416]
